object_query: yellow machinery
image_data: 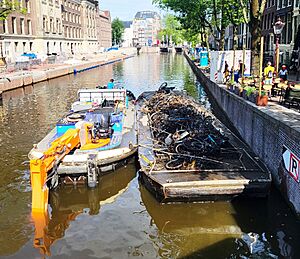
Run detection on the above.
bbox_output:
[30,125,112,254]
[30,124,113,213]
[30,128,81,213]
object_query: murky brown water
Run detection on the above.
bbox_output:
[0,53,300,258]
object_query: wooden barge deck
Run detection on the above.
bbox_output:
[137,91,271,203]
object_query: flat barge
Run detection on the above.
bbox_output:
[160,47,169,53]
[137,89,271,203]
[175,47,183,53]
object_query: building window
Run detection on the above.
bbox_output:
[50,18,53,33]
[3,20,8,33]
[12,17,17,34]
[43,17,46,31]
[27,20,32,34]
[26,0,30,13]
[287,12,292,43]
[56,19,59,33]
[30,42,33,51]
[20,18,24,34]
[14,42,18,52]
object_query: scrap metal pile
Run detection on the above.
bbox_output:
[144,91,231,170]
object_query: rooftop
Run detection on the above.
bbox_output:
[134,11,161,20]
[122,21,133,29]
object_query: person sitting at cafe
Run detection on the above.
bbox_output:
[279,65,288,81]
[264,61,275,85]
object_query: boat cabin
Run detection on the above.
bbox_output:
[72,88,127,112]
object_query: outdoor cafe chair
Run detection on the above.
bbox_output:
[263,84,273,98]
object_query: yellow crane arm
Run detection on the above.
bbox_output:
[30,128,81,212]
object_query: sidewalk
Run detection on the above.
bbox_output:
[0,48,136,93]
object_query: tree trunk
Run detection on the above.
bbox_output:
[219,28,225,51]
[250,21,261,75]
[249,0,267,75]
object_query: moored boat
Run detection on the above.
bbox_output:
[137,84,271,203]
[29,87,137,212]
[160,47,169,53]
[175,46,183,53]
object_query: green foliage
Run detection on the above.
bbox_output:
[111,18,124,46]
[153,0,248,49]
[261,90,267,96]
[159,14,183,44]
[244,86,256,96]
[0,0,27,21]
[181,29,201,46]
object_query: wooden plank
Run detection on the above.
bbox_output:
[162,179,250,188]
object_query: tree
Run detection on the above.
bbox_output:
[153,0,247,51]
[248,0,267,74]
[153,0,266,74]
[111,18,124,46]
[159,14,183,45]
[0,0,26,20]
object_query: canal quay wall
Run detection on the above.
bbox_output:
[0,48,136,93]
[140,46,160,53]
[185,53,300,215]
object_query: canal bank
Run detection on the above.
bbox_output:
[0,48,136,93]
[185,52,300,216]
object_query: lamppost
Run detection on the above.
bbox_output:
[297,47,300,81]
[273,17,285,76]
[0,36,5,69]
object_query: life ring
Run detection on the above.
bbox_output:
[66,113,85,122]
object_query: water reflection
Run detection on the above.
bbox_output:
[32,163,136,256]
[139,182,277,258]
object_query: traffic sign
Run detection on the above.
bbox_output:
[282,146,300,182]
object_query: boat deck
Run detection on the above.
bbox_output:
[29,102,137,175]
[58,102,137,172]
[137,92,271,202]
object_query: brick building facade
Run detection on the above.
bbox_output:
[0,0,35,63]
[97,10,111,48]
[0,0,112,63]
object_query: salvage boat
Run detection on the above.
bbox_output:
[137,83,271,203]
[29,88,137,212]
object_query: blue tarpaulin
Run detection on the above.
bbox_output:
[22,53,37,59]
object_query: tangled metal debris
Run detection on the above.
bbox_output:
[143,88,231,170]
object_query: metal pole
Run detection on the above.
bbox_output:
[242,35,246,83]
[276,36,279,76]
[0,36,3,66]
[259,36,264,97]
[297,47,300,81]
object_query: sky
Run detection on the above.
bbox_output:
[100,0,162,21]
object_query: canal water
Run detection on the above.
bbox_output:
[0,53,300,258]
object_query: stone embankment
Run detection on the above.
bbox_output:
[185,52,300,216]
[0,48,136,93]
